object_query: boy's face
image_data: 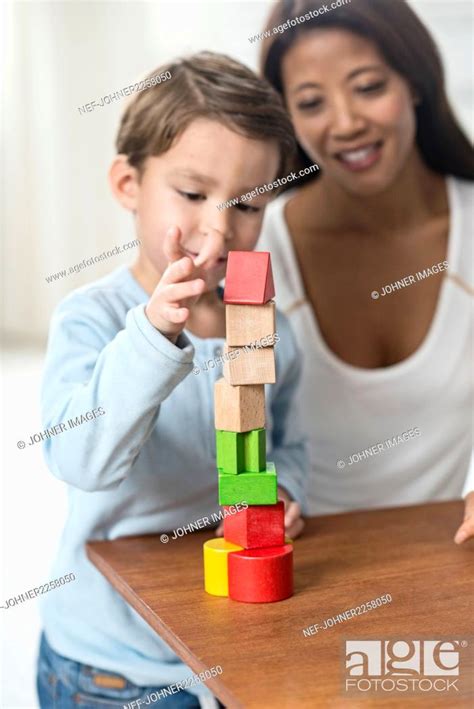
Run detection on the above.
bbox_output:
[112,118,280,292]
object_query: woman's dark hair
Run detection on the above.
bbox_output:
[260,0,474,181]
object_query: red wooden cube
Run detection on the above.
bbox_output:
[223,501,284,549]
[228,543,293,603]
[223,251,275,305]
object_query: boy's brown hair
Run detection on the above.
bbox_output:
[116,51,296,180]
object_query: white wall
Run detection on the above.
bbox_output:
[1,0,473,344]
[1,349,69,709]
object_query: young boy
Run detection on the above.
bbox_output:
[37,52,307,708]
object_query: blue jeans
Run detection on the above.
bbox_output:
[37,633,217,708]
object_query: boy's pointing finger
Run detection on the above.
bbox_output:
[160,256,194,285]
[163,226,186,263]
[162,305,190,324]
[195,228,226,268]
[163,279,206,304]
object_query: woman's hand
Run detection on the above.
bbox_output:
[214,486,304,540]
[454,491,474,544]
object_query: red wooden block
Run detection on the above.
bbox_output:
[223,501,284,549]
[223,251,275,305]
[228,543,293,603]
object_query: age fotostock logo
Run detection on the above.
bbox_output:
[344,640,470,695]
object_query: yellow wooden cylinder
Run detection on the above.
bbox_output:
[203,538,243,596]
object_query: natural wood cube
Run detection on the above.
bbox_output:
[214,378,265,433]
[223,345,276,385]
[226,302,276,346]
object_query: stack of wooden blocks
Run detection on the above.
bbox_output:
[203,251,294,603]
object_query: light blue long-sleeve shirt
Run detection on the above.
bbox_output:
[39,265,308,698]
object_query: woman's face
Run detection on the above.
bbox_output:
[282,29,418,196]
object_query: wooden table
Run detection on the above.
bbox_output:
[87,501,473,708]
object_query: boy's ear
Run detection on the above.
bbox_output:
[109,155,140,210]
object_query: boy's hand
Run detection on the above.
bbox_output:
[214,486,304,540]
[454,491,474,544]
[145,226,206,343]
[278,486,304,540]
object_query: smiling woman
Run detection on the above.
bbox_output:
[257,0,474,538]
[260,0,473,184]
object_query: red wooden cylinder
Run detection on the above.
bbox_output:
[228,543,293,603]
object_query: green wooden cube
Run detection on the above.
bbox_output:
[216,430,244,474]
[216,428,266,475]
[243,428,266,472]
[218,462,277,505]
